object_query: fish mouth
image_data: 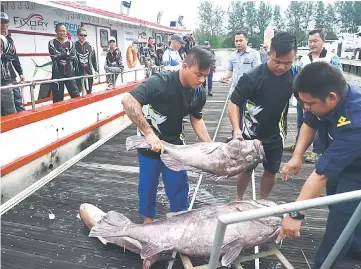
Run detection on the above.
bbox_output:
[253,140,266,161]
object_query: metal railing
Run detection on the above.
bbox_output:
[207,189,361,269]
[0,65,165,111]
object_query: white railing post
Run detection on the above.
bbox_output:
[30,83,36,111]
[208,219,227,269]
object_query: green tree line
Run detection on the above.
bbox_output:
[194,1,361,48]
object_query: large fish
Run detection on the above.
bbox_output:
[79,204,170,268]
[86,200,281,268]
[126,135,265,180]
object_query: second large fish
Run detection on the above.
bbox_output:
[126,135,265,179]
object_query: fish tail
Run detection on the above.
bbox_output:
[126,135,151,151]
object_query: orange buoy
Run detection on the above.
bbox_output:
[126,46,137,68]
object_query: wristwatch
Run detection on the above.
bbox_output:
[289,211,305,220]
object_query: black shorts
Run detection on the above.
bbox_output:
[261,145,283,174]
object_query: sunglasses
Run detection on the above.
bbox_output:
[79,34,87,37]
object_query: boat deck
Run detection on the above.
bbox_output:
[1,82,358,269]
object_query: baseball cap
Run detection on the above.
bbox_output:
[171,34,186,45]
[108,36,116,42]
[1,12,9,23]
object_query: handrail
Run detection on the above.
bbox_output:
[0,67,164,90]
[0,65,165,111]
[207,189,361,269]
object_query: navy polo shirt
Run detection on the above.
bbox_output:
[303,84,361,180]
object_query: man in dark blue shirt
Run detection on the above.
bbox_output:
[278,61,361,268]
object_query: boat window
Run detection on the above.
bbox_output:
[100,29,109,48]
[110,30,118,43]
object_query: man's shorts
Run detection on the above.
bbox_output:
[261,145,284,174]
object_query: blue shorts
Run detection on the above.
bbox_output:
[137,151,189,218]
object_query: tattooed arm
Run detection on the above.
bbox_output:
[122,93,152,135]
[121,93,164,152]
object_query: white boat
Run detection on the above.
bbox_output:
[0,1,190,203]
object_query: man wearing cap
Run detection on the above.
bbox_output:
[202,41,216,97]
[1,11,26,116]
[162,34,185,71]
[75,27,98,94]
[48,23,80,103]
[104,36,124,90]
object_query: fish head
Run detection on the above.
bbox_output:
[79,203,106,230]
[226,139,265,168]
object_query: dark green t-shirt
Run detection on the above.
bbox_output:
[129,70,206,158]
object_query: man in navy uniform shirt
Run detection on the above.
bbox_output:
[278,61,361,268]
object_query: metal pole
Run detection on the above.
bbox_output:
[320,200,361,269]
[134,70,138,82]
[208,220,228,269]
[30,84,36,111]
[251,170,260,269]
[219,190,361,225]
[0,69,147,92]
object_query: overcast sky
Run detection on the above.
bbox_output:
[86,0,338,31]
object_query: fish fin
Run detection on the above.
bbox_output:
[89,211,133,238]
[142,254,175,269]
[202,172,228,182]
[126,135,151,151]
[198,143,220,155]
[97,237,109,245]
[140,242,173,259]
[160,154,185,171]
[221,241,243,267]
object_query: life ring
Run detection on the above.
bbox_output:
[127,46,137,68]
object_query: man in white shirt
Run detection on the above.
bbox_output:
[162,34,185,71]
[284,29,343,163]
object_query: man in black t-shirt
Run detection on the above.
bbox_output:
[121,46,214,223]
[228,32,298,200]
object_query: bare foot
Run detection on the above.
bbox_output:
[143,217,153,224]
